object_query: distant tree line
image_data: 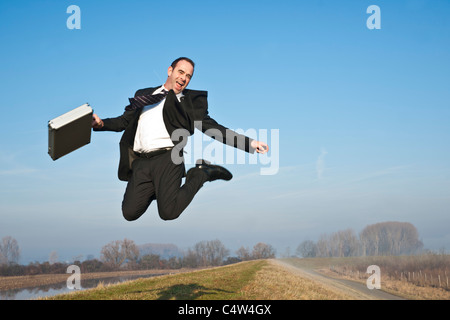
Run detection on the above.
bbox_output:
[0,237,276,276]
[99,239,276,269]
[296,221,424,258]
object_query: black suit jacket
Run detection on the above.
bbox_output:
[95,87,256,181]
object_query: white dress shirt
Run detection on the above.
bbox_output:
[133,85,183,153]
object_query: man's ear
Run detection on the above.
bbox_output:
[167,66,173,77]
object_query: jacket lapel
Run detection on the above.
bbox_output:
[163,90,193,134]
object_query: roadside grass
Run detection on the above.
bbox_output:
[240,260,351,300]
[44,259,352,300]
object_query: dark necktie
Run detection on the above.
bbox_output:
[125,89,169,111]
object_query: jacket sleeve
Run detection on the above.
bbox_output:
[93,109,136,132]
[190,90,255,154]
[200,112,256,154]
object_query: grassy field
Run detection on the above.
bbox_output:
[44,260,352,300]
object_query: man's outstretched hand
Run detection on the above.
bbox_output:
[92,113,104,129]
[251,140,269,154]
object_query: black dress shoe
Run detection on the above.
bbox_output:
[194,159,233,182]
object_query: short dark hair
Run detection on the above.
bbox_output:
[171,57,195,71]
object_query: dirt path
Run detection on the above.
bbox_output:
[275,259,406,300]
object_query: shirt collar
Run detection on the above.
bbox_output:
[156,85,184,101]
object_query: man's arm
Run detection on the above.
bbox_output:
[188,91,268,154]
[199,114,268,154]
[93,88,156,132]
[92,110,135,132]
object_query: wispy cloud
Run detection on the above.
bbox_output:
[153,69,164,83]
[347,165,413,184]
[0,168,37,176]
[316,147,328,180]
[0,154,38,176]
[270,163,413,201]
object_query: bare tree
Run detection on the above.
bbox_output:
[360,224,380,256]
[251,242,276,259]
[122,238,140,262]
[236,246,252,261]
[330,229,359,257]
[296,240,317,258]
[194,241,208,266]
[182,248,199,268]
[207,239,229,266]
[316,234,330,257]
[359,221,423,256]
[0,236,20,265]
[48,251,59,265]
[100,238,139,269]
[194,239,229,266]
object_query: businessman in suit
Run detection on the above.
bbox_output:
[92,57,268,222]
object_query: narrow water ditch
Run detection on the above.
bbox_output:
[1,273,166,300]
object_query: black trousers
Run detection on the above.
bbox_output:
[121,150,207,221]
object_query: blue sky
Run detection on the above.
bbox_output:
[1,0,450,263]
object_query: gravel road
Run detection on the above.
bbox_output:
[275,259,406,300]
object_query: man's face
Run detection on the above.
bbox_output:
[165,60,194,94]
